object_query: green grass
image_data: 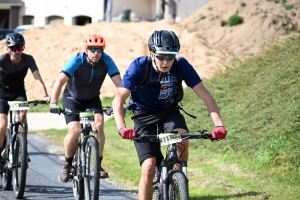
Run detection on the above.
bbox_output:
[37,35,300,199]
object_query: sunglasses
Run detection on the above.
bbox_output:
[155,54,176,61]
[10,46,24,52]
[88,48,103,53]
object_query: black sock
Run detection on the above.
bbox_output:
[65,157,73,165]
[99,156,103,165]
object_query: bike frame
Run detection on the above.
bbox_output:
[7,109,27,170]
[134,130,214,200]
[1,100,46,199]
[78,121,98,178]
[160,143,188,200]
[61,107,113,200]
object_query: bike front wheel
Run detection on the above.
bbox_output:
[12,133,27,199]
[1,129,12,190]
[72,146,84,200]
[153,182,163,200]
[84,137,100,200]
[168,172,189,200]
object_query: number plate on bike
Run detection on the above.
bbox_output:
[8,101,29,111]
[79,112,94,124]
[159,133,182,146]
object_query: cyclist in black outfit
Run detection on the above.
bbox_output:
[0,33,50,159]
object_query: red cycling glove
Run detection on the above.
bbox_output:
[211,126,227,140]
[118,128,137,139]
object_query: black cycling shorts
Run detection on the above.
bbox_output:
[133,107,188,166]
[62,90,103,124]
[0,89,27,114]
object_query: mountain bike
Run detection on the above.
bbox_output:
[0,100,47,199]
[132,129,216,200]
[60,106,113,200]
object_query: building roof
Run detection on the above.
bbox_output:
[0,0,23,5]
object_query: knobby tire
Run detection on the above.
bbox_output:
[13,133,27,199]
[168,172,189,200]
[72,146,84,200]
[1,129,12,190]
[84,137,100,200]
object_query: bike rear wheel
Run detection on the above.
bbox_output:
[84,137,100,200]
[72,146,84,200]
[12,133,27,199]
[168,172,189,200]
[1,129,12,190]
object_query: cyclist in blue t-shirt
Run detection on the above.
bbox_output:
[112,30,227,200]
[49,34,121,182]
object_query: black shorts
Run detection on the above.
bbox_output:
[133,107,188,166]
[62,90,103,124]
[0,89,27,114]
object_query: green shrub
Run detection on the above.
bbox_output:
[196,14,206,22]
[228,15,244,26]
[284,4,294,10]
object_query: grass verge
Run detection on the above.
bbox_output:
[37,34,300,199]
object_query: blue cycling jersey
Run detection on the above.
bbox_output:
[62,52,120,101]
[121,56,202,111]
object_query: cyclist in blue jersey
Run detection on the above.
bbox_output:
[112,30,227,200]
[49,34,121,182]
[0,33,50,162]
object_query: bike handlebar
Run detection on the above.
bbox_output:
[60,106,113,116]
[27,100,47,107]
[131,129,219,144]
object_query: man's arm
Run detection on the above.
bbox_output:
[111,74,122,88]
[50,73,69,104]
[192,82,224,127]
[112,87,131,130]
[32,70,50,102]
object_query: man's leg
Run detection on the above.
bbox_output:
[19,110,31,162]
[172,128,189,170]
[103,0,108,21]
[139,157,156,200]
[107,0,113,22]
[0,114,8,149]
[157,0,166,20]
[58,121,81,182]
[168,0,176,22]
[95,113,109,178]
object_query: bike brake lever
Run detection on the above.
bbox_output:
[105,108,113,116]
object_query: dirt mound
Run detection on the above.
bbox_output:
[0,0,299,100]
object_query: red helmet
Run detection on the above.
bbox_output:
[84,34,106,49]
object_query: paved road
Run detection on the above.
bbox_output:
[26,112,113,131]
[0,113,138,199]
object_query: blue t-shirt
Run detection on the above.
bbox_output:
[62,52,120,101]
[121,56,202,111]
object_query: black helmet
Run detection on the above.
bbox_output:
[148,30,180,54]
[6,33,25,47]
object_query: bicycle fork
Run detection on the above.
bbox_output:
[161,155,188,199]
[80,132,97,177]
[7,122,27,170]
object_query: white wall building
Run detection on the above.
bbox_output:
[0,0,210,30]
